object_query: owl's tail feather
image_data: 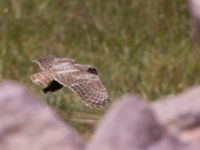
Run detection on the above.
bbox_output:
[30,72,53,86]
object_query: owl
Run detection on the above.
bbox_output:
[30,55,110,108]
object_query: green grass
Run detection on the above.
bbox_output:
[1,0,200,139]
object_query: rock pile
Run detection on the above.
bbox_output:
[0,81,85,150]
[0,81,200,150]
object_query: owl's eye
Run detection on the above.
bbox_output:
[87,67,98,75]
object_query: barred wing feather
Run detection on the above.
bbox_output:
[34,55,76,70]
[51,71,110,108]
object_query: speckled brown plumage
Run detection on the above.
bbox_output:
[30,55,110,108]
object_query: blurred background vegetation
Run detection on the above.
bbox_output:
[0,0,200,139]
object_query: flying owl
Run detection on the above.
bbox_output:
[30,55,110,108]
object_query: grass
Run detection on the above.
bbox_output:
[1,0,200,139]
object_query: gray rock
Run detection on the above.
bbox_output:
[152,86,200,131]
[0,81,85,150]
[152,86,200,144]
[148,135,189,150]
[189,0,200,37]
[87,95,185,150]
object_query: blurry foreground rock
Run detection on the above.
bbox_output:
[1,81,200,150]
[189,0,200,36]
[152,86,200,145]
[86,95,191,150]
[0,81,85,150]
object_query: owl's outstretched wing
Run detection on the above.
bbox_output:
[33,55,58,70]
[33,55,76,70]
[51,70,110,108]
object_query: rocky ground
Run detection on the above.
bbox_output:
[1,81,200,150]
